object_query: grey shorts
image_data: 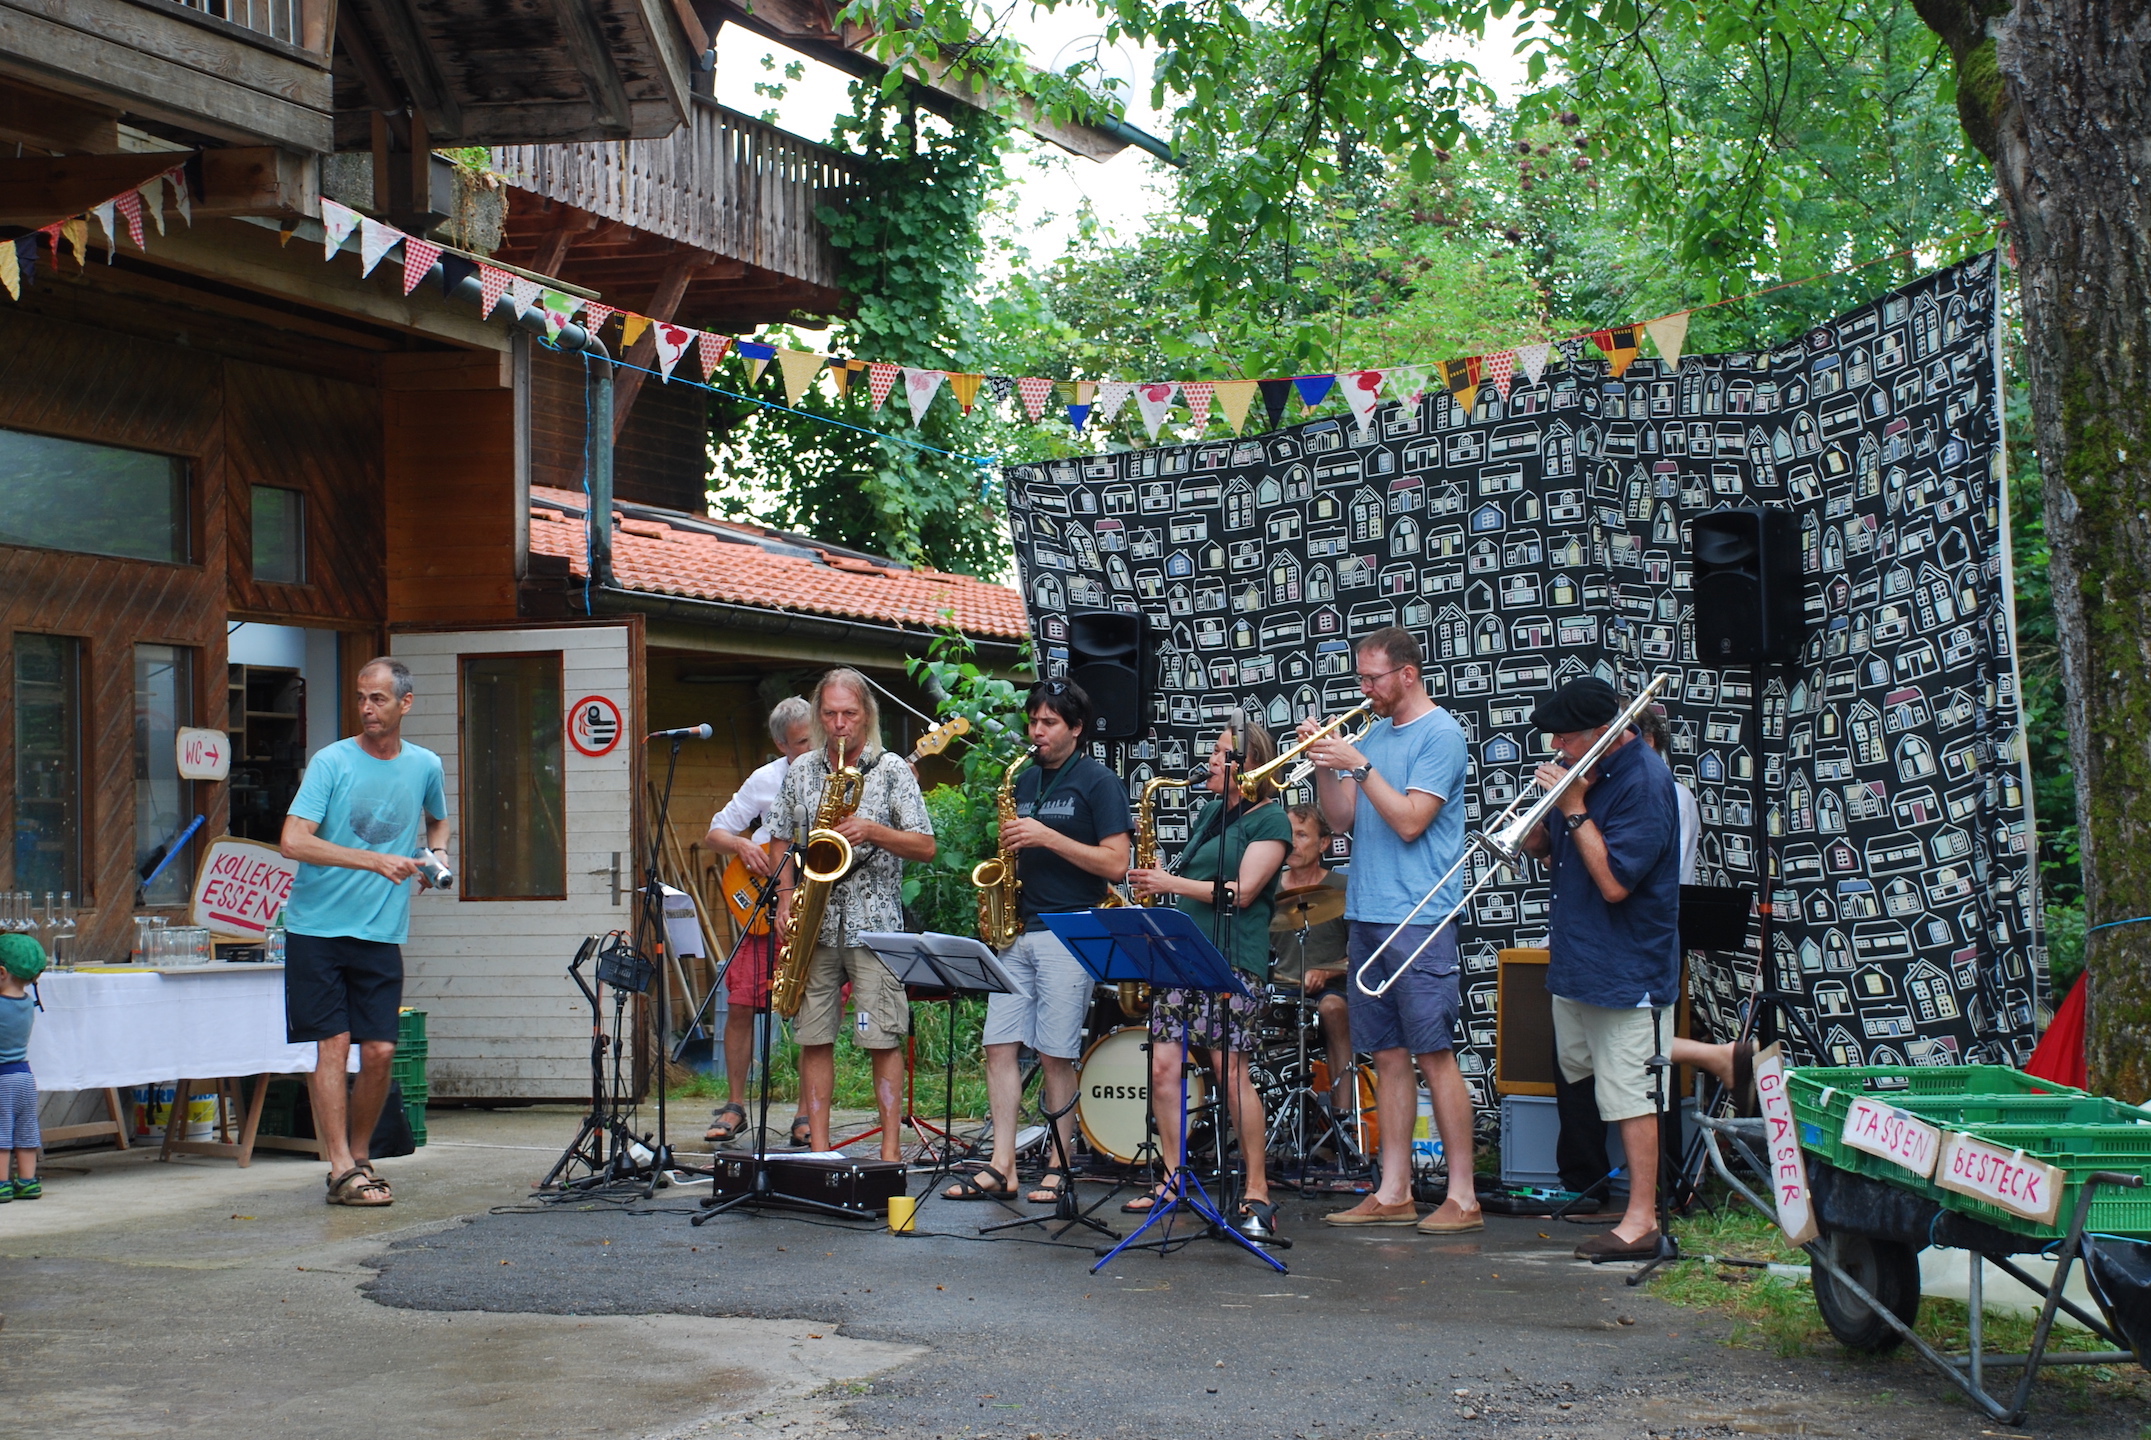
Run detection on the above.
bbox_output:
[791,944,911,1049]
[0,1069,39,1151]
[981,927,1092,1060]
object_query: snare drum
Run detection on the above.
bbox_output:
[1075,1025,1209,1165]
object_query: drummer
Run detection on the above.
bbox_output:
[1272,804,1354,1114]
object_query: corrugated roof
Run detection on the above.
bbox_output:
[530,485,1027,639]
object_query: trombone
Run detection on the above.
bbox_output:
[1236,701,1373,799]
[1352,675,1671,998]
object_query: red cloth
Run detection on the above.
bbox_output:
[2025,973,2089,1091]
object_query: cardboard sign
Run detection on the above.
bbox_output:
[176,726,231,781]
[191,836,299,939]
[1754,1043,1819,1246]
[1936,1131,2065,1227]
[1840,1095,1943,1178]
[568,694,623,757]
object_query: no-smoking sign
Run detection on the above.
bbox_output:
[568,694,623,757]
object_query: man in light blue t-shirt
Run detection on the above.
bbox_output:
[1303,626,1480,1235]
[279,657,447,1208]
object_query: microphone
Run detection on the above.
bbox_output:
[648,724,713,740]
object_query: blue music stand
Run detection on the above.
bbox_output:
[1041,907,1287,1275]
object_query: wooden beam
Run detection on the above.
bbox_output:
[613,247,712,440]
[355,0,463,137]
[332,4,409,149]
[0,151,197,229]
[548,0,636,139]
[0,75,119,153]
[531,205,597,279]
[194,146,316,219]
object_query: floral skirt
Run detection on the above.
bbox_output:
[1146,983,1264,1052]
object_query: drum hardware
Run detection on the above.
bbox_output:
[1269,885,1346,932]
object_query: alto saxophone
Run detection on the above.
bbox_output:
[771,739,864,1018]
[970,746,1035,950]
[1118,772,1193,1017]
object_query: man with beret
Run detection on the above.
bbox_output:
[1522,676,1682,1261]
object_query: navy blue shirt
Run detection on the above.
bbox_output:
[1545,732,1681,1008]
[1014,752,1131,919]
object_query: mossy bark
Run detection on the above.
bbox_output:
[1922,2,2151,1099]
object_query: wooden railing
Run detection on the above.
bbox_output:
[491,98,863,293]
[168,0,330,53]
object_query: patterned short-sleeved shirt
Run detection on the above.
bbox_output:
[768,746,933,949]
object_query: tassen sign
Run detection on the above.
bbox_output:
[1839,1095,1943,1179]
[191,836,299,939]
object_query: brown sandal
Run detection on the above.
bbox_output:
[327,1167,393,1206]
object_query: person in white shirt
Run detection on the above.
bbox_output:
[702,697,813,1145]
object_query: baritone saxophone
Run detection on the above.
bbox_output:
[1117,772,1193,1017]
[970,746,1034,950]
[770,740,863,1018]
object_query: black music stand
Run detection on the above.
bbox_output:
[858,931,1015,1179]
[1044,907,1287,1274]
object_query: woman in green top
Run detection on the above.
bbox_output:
[1126,717,1291,1237]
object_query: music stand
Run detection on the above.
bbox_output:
[1043,907,1288,1275]
[858,932,1015,1178]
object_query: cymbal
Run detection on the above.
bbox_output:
[1271,887,1346,930]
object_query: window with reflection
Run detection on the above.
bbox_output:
[14,635,83,899]
[0,428,189,563]
[461,653,565,899]
[136,644,195,907]
[251,485,305,584]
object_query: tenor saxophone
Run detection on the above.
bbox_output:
[1117,772,1193,1017]
[970,746,1034,950]
[771,739,863,1018]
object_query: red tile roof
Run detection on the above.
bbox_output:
[530,485,1028,640]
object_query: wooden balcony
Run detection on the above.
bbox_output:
[489,96,862,329]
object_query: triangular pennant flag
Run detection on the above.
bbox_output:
[1015,376,1055,423]
[278,220,299,247]
[114,189,145,249]
[1438,356,1483,403]
[0,242,17,301]
[735,340,775,384]
[1590,326,1640,379]
[1257,378,1295,428]
[13,235,35,290]
[1092,380,1137,427]
[651,322,695,381]
[1214,380,1258,434]
[1134,381,1180,439]
[1180,381,1216,434]
[400,236,441,296]
[477,266,512,319]
[902,367,945,424]
[135,180,165,236]
[165,169,190,227]
[1482,351,1517,399]
[829,359,864,399]
[1292,374,1336,410]
[868,362,900,411]
[357,217,402,277]
[945,372,983,414]
[1385,364,1432,410]
[620,313,652,350]
[697,331,732,381]
[320,198,360,260]
[579,301,615,334]
[986,375,1015,413]
[506,276,542,321]
[438,252,476,298]
[60,217,87,269]
[777,348,824,404]
[91,200,116,260]
[1644,311,1691,372]
[537,289,579,341]
[1515,342,1553,386]
[1341,370,1385,434]
[1066,402,1093,434]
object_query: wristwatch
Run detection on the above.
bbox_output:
[1565,811,1592,832]
[1348,765,1373,784]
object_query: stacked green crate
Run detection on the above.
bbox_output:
[394,1008,428,1146]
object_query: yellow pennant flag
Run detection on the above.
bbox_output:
[777,348,825,406]
[945,372,983,413]
[1644,312,1691,372]
[1214,380,1259,435]
[621,313,652,350]
[61,216,88,268]
[0,242,17,301]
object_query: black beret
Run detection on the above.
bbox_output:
[1531,677,1622,732]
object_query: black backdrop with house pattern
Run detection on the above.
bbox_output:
[1001,253,2040,1111]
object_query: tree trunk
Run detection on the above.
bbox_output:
[1928,2,2151,1099]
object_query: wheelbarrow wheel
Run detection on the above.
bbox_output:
[1811,1227,1921,1354]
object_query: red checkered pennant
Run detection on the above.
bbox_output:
[399,237,441,296]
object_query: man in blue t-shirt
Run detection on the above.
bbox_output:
[1303,626,1481,1234]
[1521,676,1680,1262]
[279,657,447,1208]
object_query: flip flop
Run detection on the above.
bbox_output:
[941,1165,1016,1202]
[1121,1184,1171,1214]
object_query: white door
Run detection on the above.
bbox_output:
[393,621,640,1099]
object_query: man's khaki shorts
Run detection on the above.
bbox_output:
[791,943,910,1049]
[1551,995,1674,1123]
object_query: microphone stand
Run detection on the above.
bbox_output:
[638,730,712,1193]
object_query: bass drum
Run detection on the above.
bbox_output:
[1076,1025,1208,1165]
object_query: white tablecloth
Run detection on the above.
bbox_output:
[25,967,353,1090]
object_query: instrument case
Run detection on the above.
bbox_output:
[709,1152,909,1216]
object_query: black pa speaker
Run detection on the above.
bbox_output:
[1690,507,1806,667]
[1066,609,1152,739]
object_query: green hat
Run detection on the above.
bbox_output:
[0,932,48,982]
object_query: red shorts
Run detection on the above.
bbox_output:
[725,931,776,1008]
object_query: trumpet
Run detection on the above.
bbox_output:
[1352,675,1670,999]
[1237,701,1372,799]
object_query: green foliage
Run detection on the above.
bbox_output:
[669,997,992,1116]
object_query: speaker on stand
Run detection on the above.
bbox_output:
[1687,507,1807,1052]
[1066,610,1154,740]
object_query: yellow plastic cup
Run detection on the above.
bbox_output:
[887,1193,918,1235]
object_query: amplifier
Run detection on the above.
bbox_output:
[708,1153,909,1216]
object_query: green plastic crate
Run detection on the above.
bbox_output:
[392,1010,428,1149]
[1795,1064,2081,1100]
[398,1008,427,1046]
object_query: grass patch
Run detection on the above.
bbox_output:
[1649,1192,2149,1412]
[666,998,993,1120]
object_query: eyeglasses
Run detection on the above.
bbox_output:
[1355,666,1410,684]
[1033,678,1071,697]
